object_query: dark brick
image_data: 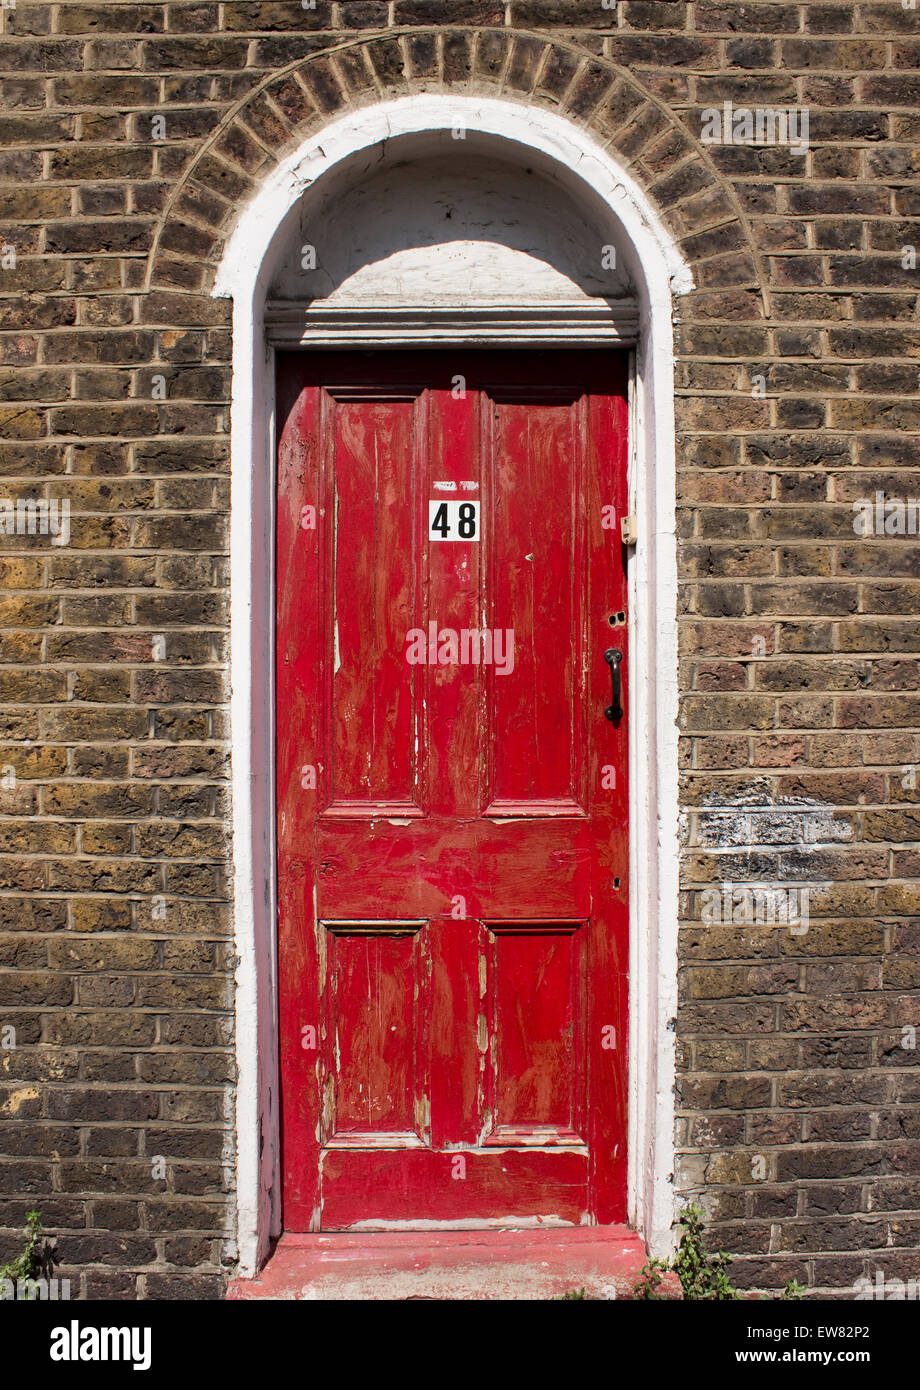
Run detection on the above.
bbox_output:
[395,1,502,20]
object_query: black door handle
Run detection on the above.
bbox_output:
[604,648,623,722]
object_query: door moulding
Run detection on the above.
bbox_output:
[213,94,693,1276]
[263,301,640,346]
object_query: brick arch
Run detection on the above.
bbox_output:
[142,27,767,322]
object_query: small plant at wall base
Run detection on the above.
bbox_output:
[633,1204,805,1302]
[0,1210,57,1292]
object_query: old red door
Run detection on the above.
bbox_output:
[276,350,629,1231]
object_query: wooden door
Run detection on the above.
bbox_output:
[276,350,629,1230]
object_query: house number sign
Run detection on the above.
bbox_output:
[428,499,480,542]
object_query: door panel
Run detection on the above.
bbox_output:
[485,391,586,813]
[277,351,629,1231]
[326,397,419,811]
[484,922,586,1145]
[323,391,424,815]
[322,921,428,1145]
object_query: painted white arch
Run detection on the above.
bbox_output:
[213,94,692,1275]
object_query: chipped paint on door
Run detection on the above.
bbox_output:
[276,352,629,1230]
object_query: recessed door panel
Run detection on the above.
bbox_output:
[321,921,427,1146]
[324,392,423,815]
[484,922,586,1145]
[485,393,586,814]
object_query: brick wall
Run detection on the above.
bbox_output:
[0,0,917,1298]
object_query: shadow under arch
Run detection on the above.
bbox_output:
[262,132,635,311]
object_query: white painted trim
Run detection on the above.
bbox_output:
[264,301,640,346]
[214,95,692,1275]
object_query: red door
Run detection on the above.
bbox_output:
[276,351,629,1230]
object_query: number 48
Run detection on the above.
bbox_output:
[428,500,479,542]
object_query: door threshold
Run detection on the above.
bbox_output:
[227,1226,680,1301]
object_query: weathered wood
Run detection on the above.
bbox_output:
[276,351,629,1229]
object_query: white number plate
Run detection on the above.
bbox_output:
[428,499,480,542]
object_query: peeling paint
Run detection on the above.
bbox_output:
[321,1074,335,1138]
[343,1215,577,1231]
[477,1013,488,1054]
[689,788,854,854]
[413,1094,430,1138]
[316,904,326,993]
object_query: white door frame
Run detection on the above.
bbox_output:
[213,94,692,1276]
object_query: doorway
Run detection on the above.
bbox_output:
[215,94,688,1270]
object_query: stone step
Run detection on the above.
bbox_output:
[227,1226,681,1301]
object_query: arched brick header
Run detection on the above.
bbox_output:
[142,27,768,325]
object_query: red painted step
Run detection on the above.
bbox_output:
[227,1227,681,1301]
